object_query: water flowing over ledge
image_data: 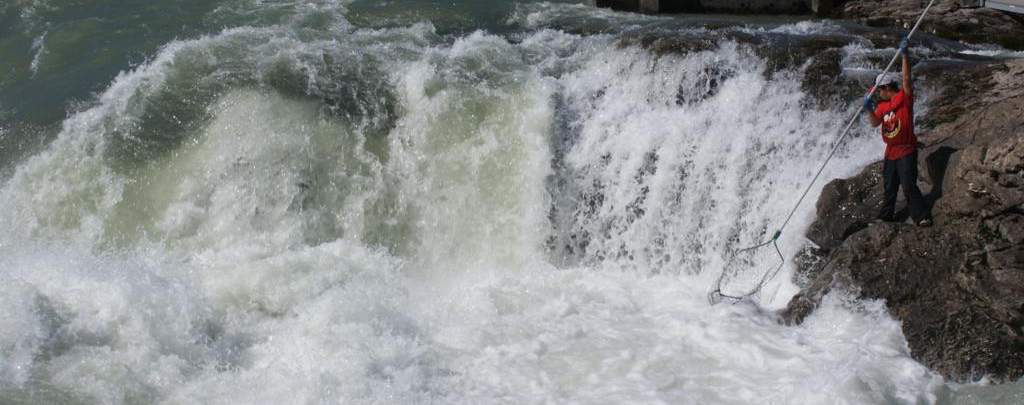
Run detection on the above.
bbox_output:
[2,1,1022,404]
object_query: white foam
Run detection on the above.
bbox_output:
[959,49,1024,59]
[0,242,211,401]
[407,269,944,404]
[768,20,842,35]
[29,31,47,78]
[0,11,967,405]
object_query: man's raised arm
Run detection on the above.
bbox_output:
[901,42,912,99]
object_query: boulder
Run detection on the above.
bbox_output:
[922,60,1024,220]
[805,162,884,250]
[940,134,1024,218]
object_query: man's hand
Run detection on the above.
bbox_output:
[863,95,876,113]
[864,95,881,127]
[899,36,910,55]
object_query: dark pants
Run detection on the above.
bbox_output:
[879,151,929,223]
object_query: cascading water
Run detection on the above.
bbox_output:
[2,1,1021,404]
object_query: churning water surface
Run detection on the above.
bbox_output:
[1,1,1022,404]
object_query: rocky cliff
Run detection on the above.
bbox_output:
[782,59,1024,381]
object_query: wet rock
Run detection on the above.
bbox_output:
[621,29,867,107]
[798,48,864,109]
[598,0,811,14]
[754,34,856,74]
[792,243,830,287]
[784,59,1024,382]
[784,217,1024,381]
[698,0,810,15]
[805,161,885,250]
[617,29,770,57]
[617,32,719,55]
[838,0,1024,50]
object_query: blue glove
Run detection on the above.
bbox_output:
[898,37,910,55]
[863,96,876,112]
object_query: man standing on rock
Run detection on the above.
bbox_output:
[864,41,933,227]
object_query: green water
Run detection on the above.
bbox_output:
[0,0,579,171]
[0,0,555,121]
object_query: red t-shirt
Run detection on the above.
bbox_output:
[873,89,916,160]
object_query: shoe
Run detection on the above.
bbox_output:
[917,218,933,227]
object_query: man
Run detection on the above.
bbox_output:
[864,41,932,227]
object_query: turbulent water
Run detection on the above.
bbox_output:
[2,1,1023,404]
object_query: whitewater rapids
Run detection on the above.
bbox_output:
[3,1,1014,404]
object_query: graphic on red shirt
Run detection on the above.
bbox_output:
[882,110,901,139]
[873,89,916,161]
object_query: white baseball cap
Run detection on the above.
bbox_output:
[875,72,899,88]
